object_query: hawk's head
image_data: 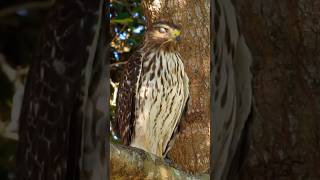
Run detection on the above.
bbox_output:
[145,21,181,50]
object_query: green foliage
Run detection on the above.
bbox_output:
[111,17,134,24]
[109,0,145,62]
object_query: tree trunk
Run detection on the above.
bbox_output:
[15,0,107,179]
[233,0,320,179]
[141,0,210,173]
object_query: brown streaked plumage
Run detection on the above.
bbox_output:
[114,21,189,157]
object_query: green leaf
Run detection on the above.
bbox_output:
[111,18,134,24]
[116,12,131,19]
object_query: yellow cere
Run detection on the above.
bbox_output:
[172,29,181,37]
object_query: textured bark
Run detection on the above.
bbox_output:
[15,0,107,179]
[141,0,210,173]
[233,0,320,179]
[110,143,209,179]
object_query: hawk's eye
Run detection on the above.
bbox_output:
[159,27,167,33]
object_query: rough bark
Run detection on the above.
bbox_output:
[233,0,320,179]
[110,143,209,179]
[15,0,107,179]
[141,0,210,173]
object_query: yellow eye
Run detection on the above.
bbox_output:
[159,27,167,33]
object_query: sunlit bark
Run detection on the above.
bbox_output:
[110,143,209,179]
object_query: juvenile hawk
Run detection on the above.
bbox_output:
[114,21,189,157]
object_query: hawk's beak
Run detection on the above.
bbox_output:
[172,29,181,42]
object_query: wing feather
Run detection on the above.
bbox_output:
[114,50,142,145]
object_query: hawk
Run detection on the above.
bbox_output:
[114,21,189,157]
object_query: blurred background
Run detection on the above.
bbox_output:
[0,0,145,179]
[0,1,50,178]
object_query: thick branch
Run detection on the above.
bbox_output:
[110,143,210,179]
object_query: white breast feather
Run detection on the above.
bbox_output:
[130,51,189,156]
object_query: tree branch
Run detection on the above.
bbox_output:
[109,61,128,69]
[110,143,210,179]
